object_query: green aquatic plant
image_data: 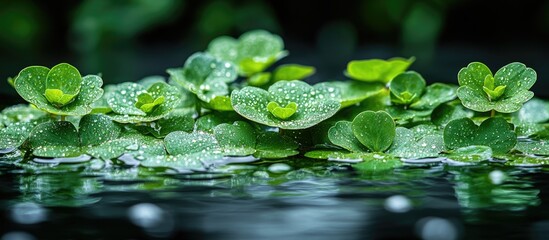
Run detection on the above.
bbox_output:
[13,63,103,117]
[457,62,536,114]
[1,29,547,171]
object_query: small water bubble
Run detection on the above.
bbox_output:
[11,202,47,224]
[384,195,412,213]
[268,163,292,173]
[489,170,506,185]
[128,203,164,228]
[416,217,458,240]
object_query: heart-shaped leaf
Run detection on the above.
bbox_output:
[272,64,315,81]
[346,57,415,83]
[45,63,82,107]
[328,121,368,152]
[267,101,297,119]
[443,117,516,154]
[352,111,395,152]
[231,80,340,129]
[389,71,426,105]
[213,121,257,156]
[29,121,81,157]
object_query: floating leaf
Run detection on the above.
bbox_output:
[496,154,549,166]
[29,121,81,158]
[272,64,315,81]
[445,145,492,164]
[213,121,256,156]
[231,80,340,129]
[328,121,368,152]
[140,110,194,138]
[353,157,402,172]
[254,132,299,159]
[164,131,220,156]
[515,140,549,156]
[443,117,516,154]
[346,57,415,83]
[79,114,121,147]
[352,111,395,152]
[387,127,444,159]
[0,120,46,149]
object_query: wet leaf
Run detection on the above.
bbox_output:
[515,140,549,156]
[208,30,287,76]
[141,110,194,138]
[0,120,46,149]
[29,121,81,157]
[254,132,299,159]
[443,117,516,154]
[346,57,414,83]
[387,126,444,159]
[328,121,368,152]
[1,104,47,125]
[316,81,385,108]
[79,114,121,146]
[389,71,425,105]
[431,102,474,127]
[164,131,220,156]
[353,157,402,172]
[14,64,103,116]
[167,52,237,104]
[496,154,549,166]
[107,82,180,123]
[410,83,457,110]
[213,121,256,156]
[445,145,492,164]
[195,112,243,133]
[512,98,549,124]
[352,111,395,152]
[231,80,340,129]
[457,62,536,113]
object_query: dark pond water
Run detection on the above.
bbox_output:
[1,156,549,240]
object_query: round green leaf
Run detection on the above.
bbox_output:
[0,120,46,149]
[164,131,220,156]
[213,121,256,156]
[328,121,368,152]
[46,63,82,96]
[457,62,492,89]
[29,121,81,157]
[14,66,50,110]
[443,117,517,154]
[431,103,474,127]
[79,114,121,147]
[513,98,549,124]
[272,64,315,81]
[352,110,395,152]
[346,57,414,83]
[231,80,341,129]
[389,71,426,105]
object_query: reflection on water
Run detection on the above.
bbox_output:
[1,158,548,239]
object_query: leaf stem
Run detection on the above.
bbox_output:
[60,115,66,121]
[490,110,495,118]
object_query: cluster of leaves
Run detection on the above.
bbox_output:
[1,30,546,173]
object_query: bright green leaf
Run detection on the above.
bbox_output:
[443,117,516,154]
[352,110,395,152]
[272,64,315,81]
[328,121,368,152]
[346,57,415,83]
[29,121,81,157]
[213,121,256,156]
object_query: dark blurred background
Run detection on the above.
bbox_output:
[1,0,548,104]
